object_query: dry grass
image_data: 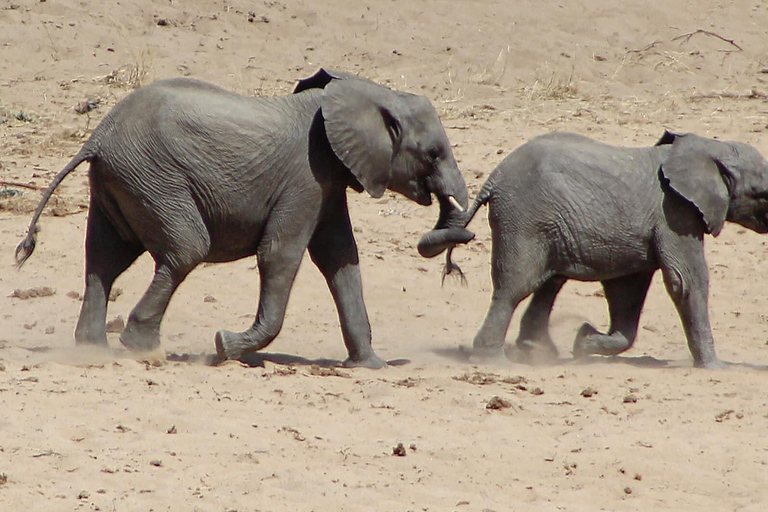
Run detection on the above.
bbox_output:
[96,49,153,89]
[523,65,578,101]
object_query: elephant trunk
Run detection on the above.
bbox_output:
[418,159,475,257]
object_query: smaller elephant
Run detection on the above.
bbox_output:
[16,69,472,367]
[420,131,768,368]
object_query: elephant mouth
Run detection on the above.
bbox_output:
[417,194,475,258]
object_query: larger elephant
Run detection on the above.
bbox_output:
[16,69,472,368]
[421,131,768,368]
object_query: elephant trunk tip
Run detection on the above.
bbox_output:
[417,227,475,258]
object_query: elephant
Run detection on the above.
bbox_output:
[419,131,768,368]
[15,68,473,368]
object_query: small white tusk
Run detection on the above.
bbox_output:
[448,195,465,212]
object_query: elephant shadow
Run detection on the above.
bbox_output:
[430,344,768,371]
[166,351,410,369]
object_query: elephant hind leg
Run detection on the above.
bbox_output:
[76,201,145,347]
[573,271,653,358]
[515,276,566,363]
[120,261,194,358]
[472,241,550,362]
[119,207,210,358]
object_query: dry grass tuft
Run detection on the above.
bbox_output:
[97,50,153,89]
[523,65,578,101]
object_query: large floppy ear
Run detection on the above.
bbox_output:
[659,133,731,236]
[321,78,401,198]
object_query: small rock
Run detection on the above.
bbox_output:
[167,425,177,434]
[45,326,55,335]
[149,459,162,467]
[74,99,100,114]
[10,286,55,300]
[392,443,406,457]
[157,18,169,26]
[624,486,632,495]
[203,295,217,303]
[486,396,513,410]
[77,490,89,499]
[623,393,638,403]
[66,291,82,300]
[108,288,123,302]
[105,316,125,333]
[580,386,597,398]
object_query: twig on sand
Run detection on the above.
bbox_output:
[672,29,742,51]
[689,89,768,102]
[627,40,662,53]
[0,181,44,191]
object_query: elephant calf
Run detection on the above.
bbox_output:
[16,69,473,368]
[422,131,768,368]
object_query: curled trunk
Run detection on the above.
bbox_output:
[417,195,475,258]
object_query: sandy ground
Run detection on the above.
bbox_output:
[2,0,768,510]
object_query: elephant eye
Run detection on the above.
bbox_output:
[427,147,441,162]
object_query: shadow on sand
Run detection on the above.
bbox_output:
[166,351,410,369]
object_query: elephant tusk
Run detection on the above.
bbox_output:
[448,195,465,212]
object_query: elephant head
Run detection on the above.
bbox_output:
[657,131,768,236]
[296,69,473,251]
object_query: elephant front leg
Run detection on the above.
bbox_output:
[573,272,653,359]
[307,194,386,369]
[660,263,723,369]
[215,236,308,362]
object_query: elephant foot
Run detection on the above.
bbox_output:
[74,336,110,349]
[693,357,727,370]
[215,329,273,362]
[573,323,633,358]
[120,319,162,352]
[514,338,559,365]
[460,344,511,365]
[342,353,387,369]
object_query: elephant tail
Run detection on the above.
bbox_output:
[15,145,95,268]
[463,179,494,228]
[441,180,494,285]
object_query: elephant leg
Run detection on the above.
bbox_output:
[215,208,316,361]
[75,202,144,347]
[472,229,547,362]
[120,206,209,358]
[308,192,385,369]
[120,260,193,358]
[660,260,722,368]
[573,272,653,358]
[515,276,566,362]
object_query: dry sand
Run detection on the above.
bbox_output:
[1,1,768,510]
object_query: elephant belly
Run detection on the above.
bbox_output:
[551,233,658,282]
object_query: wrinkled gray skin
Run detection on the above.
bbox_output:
[15,69,470,368]
[422,131,768,369]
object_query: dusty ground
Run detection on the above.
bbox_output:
[2,0,768,510]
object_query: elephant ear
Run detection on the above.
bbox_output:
[293,68,360,94]
[659,133,731,236]
[321,78,400,198]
